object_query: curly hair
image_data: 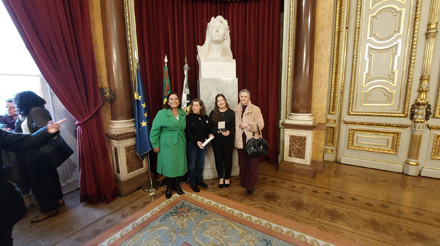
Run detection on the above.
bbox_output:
[188,98,207,116]
[14,91,46,116]
[211,94,229,124]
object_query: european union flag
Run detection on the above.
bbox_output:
[134,64,153,159]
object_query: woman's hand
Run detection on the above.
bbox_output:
[154,147,160,153]
[240,123,248,129]
[197,141,204,149]
[47,119,67,134]
[222,130,230,136]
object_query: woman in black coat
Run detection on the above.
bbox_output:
[14,91,65,223]
[209,94,235,188]
[0,120,65,246]
[185,99,213,192]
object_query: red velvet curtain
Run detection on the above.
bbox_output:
[135,0,280,163]
[3,0,117,204]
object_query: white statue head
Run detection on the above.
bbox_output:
[197,16,233,59]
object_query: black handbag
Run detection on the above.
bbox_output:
[37,134,74,168]
[245,124,269,157]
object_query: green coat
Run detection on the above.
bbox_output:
[150,108,187,177]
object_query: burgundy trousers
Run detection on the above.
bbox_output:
[237,149,259,190]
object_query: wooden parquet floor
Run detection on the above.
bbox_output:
[11,161,440,246]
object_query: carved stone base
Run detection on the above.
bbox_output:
[115,171,149,196]
[280,121,326,177]
[198,78,238,113]
[107,119,149,196]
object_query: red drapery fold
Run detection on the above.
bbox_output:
[3,0,117,204]
[135,0,280,163]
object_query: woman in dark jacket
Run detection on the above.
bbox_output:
[185,99,213,192]
[209,94,235,188]
[14,91,64,223]
[0,120,65,246]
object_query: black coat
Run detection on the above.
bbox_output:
[0,127,55,230]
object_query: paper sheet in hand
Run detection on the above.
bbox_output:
[202,135,214,147]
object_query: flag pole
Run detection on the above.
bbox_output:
[142,152,161,195]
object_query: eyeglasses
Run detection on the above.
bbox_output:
[6,106,15,109]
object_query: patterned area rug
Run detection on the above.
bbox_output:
[85,185,357,246]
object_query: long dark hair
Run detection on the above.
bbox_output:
[189,98,207,116]
[163,92,182,109]
[14,91,46,116]
[211,94,229,124]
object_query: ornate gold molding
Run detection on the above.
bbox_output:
[348,128,401,154]
[343,121,410,128]
[327,119,337,124]
[428,124,440,130]
[285,0,295,119]
[326,126,336,146]
[406,0,440,167]
[124,0,135,89]
[348,0,422,117]
[329,0,347,115]
[431,134,440,159]
[325,148,334,154]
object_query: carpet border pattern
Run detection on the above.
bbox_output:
[99,191,336,246]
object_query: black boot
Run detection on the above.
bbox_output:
[175,178,184,195]
[165,178,172,199]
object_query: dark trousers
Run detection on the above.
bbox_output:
[212,136,234,179]
[238,149,259,190]
[186,143,206,185]
[25,153,63,212]
[0,226,13,246]
[3,150,30,195]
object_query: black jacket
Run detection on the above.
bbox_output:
[0,127,55,230]
[185,113,211,147]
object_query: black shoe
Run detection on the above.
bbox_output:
[191,185,200,192]
[197,182,208,188]
[224,179,230,188]
[175,179,184,195]
[218,178,224,188]
[165,185,172,199]
[247,189,253,195]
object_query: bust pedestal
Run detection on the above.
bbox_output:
[198,58,239,179]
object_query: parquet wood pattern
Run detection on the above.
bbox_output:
[11,161,440,246]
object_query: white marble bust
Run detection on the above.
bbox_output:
[197,16,233,60]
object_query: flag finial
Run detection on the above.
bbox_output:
[164,55,168,67]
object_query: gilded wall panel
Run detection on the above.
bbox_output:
[431,134,440,160]
[312,0,334,122]
[349,0,418,116]
[328,0,347,115]
[347,128,401,154]
[326,126,336,146]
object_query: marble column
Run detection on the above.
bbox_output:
[280,0,323,176]
[287,0,316,125]
[101,0,147,196]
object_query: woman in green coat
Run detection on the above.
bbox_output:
[150,93,187,199]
